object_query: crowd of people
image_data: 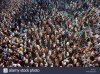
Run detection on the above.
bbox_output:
[0,0,100,67]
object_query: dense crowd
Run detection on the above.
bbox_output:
[0,0,100,67]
